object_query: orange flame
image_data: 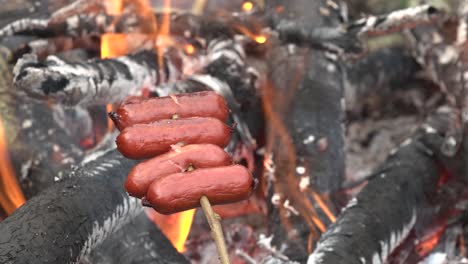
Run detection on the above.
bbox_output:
[156,0,171,67]
[416,223,446,257]
[310,191,336,223]
[146,209,196,252]
[0,118,26,215]
[104,0,123,15]
[101,34,128,58]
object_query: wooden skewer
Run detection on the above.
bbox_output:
[200,195,231,264]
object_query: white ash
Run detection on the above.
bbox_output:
[296,166,306,175]
[303,135,316,145]
[299,176,310,192]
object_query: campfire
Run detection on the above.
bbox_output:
[0,0,468,263]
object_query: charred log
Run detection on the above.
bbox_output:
[308,108,467,263]
[0,149,157,263]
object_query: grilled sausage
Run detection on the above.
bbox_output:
[110,91,229,130]
[125,144,232,198]
[146,165,253,214]
[116,117,232,159]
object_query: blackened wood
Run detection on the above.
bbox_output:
[264,0,346,261]
[87,212,189,264]
[0,149,150,263]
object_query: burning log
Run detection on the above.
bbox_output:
[0,149,188,263]
[308,108,466,263]
[12,49,182,106]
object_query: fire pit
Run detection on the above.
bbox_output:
[0,0,468,263]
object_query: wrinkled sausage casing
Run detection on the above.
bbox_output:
[110,91,230,130]
[125,144,233,198]
[116,117,232,159]
[146,165,254,214]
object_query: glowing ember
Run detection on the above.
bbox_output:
[242,1,254,12]
[146,209,196,252]
[255,35,267,44]
[185,44,195,55]
[0,118,26,215]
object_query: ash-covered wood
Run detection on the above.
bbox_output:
[0,149,155,263]
[13,49,182,106]
[308,108,466,263]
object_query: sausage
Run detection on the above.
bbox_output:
[125,144,232,198]
[145,165,253,214]
[116,117,232,159]
[110,91,229,130]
